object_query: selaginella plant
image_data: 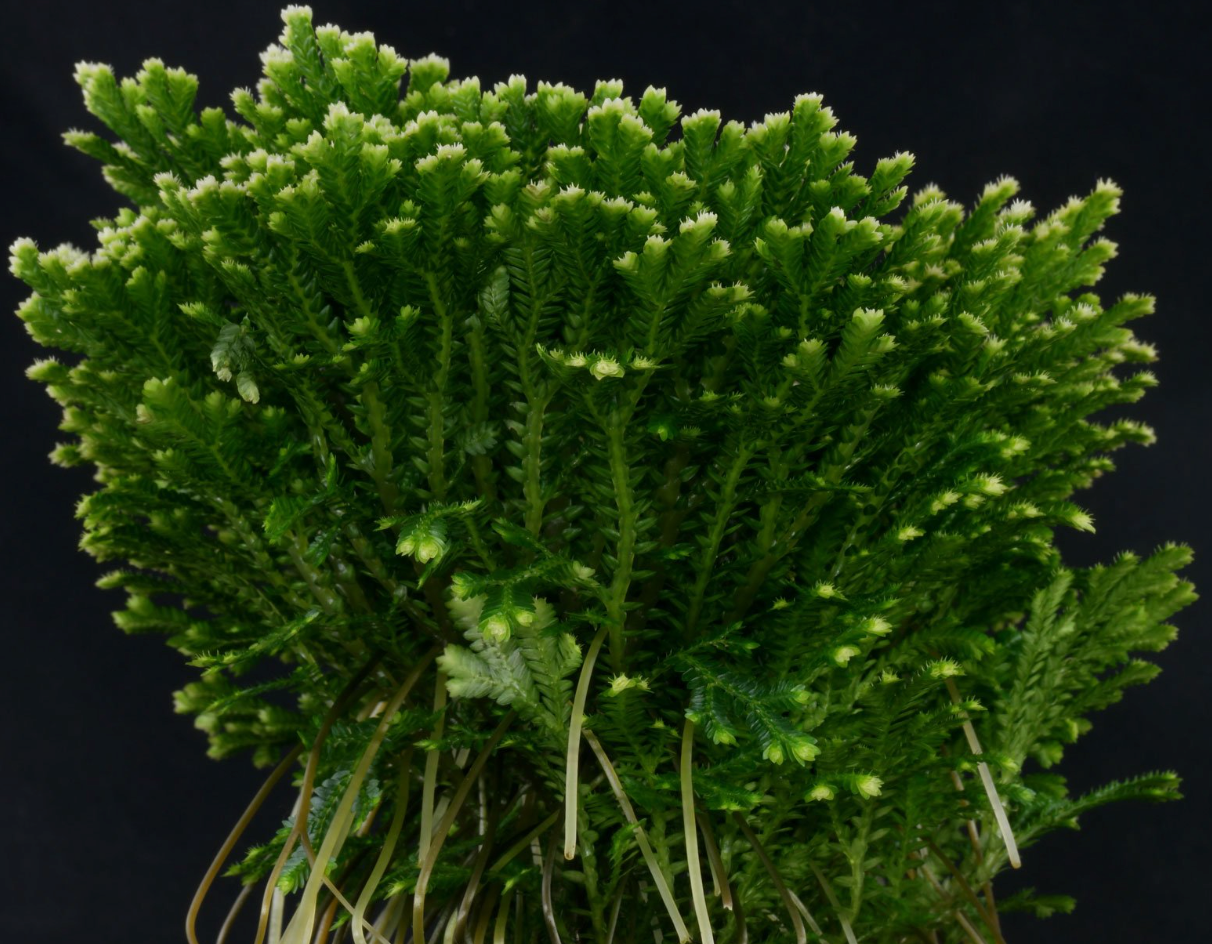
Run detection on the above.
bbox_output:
[10,6,1196,942]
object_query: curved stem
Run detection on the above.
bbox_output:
[413,713,516,944]
[297,658,387,864]
[453,792,500,941]
[584,729,691,943]
[695,808,732,910]
[945,679,1020,869]
[216,882,254,944]
[420,670,449,865]
[541,828,564,944]
[809,862,856,944]
[492,887,514,944]
[280,650,437,944]
[186,743,302,944]
[353,749,415,944]
[564,624,608,859]
[680,719,715,944]
[730,812,807,944]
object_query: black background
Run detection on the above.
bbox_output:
[1,1,1207,941]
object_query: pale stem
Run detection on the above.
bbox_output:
[564,624,609,859]
[954,912,990,944]
[493,887,515,944]
[730,812,806,944]
[809,863,857,944]
[584,729,692,943]
[269,887,285,944]
[412,713,515,944]
[680,720,715,944]
[542,830,565,944]
[785,889,825,938]
[694,809,732,909]
[605,882,625,944]
[944,679,1021,869]
[420,670,449,865]
[279,653,435,944]
[185,743,302,944]
[353,749,415,944]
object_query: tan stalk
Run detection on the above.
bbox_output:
[944,679,1020,868]
[279,652,435,944]
[255,800,303,944]
[693,809,729,907]
[954,912,990,944]
[922,840,1005,944]
[541,830,565,944]
[420,670,449,865]
[185,743,303,944]
[949,768,1002,937]
[216,884,253,944]
[413,713,516,944]
[471,884,501,944]
[452,797,500,940]
[604,882,626,944]
[565,624,610,859]
[918,858,987,944]
[314,895,340,944]
[583,729,692,943]
[492,887,515,944]
[809,863,857,944]
[353,748,415,944]
[680,720,715,944]
[730,812,807,944]
[488,811,560,875]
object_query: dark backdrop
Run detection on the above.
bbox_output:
[1,1,1207,941]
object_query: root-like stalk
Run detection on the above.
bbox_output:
[809,863,856,944]
[731,812,813,944]
[280,652,435,944]
[945,679,1020,869]
[413,713,515,944]
[680,719,715,944]
[541,829,564,944]
[186,743,302,944]
[420,670,449,865]
[353,749,415,944]
[694,809,730,908]
[564,625,609,859]
[584,729,691,943]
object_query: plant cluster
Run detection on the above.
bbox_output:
[11,7,1196,943]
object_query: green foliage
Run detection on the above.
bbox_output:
[12,7,1195,942]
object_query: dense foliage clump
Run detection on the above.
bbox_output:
[11,7,1195,942]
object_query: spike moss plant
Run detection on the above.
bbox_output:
[11,6,1197,943]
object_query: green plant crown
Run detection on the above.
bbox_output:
[10,6,1196,943]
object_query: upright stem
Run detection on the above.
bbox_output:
[420,670,449,865]
[412,713,515,944]
[564,625,609,859]
[680,720,715,944]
